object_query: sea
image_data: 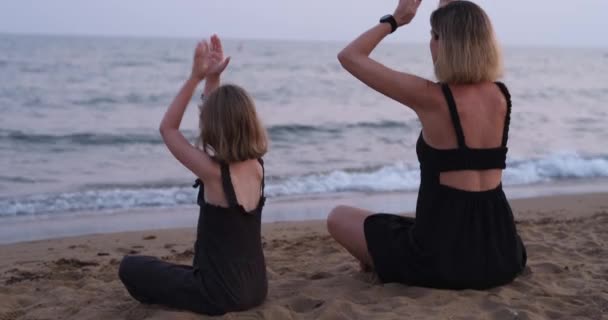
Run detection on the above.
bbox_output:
[1,33,607,242]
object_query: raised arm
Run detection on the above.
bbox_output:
[159,35,230,180]
[337,0,441,112]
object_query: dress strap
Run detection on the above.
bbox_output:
[441,84,467,148]
[220,162,239,207]
[257,158,265,197]
[495,82,512,147]
[193,179,205,206]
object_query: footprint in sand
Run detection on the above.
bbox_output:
[3,269,44,285]
[116,248,140,255]
[286,296,325,313]
[52,258,99,269]
[490,308,527,320]
[162,249,194,262]
[67,244,89,250]
[0,309,26,320]
[531,262,564,274]
[308,271,332,280]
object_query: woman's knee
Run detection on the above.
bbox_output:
[327,205,350,234]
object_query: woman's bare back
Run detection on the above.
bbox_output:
[420,82,509,192]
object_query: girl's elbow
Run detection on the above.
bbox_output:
[159,125,173,138]
[159,125,167,136]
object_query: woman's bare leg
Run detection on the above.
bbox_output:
[327,205,375,270]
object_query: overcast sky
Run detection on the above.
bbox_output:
[1,0,606,48]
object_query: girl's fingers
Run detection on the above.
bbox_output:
[217,57,231,73]
[210,35,217,52]
[200,42,209,57]
[213,35,223,54]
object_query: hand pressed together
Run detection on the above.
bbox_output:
[191,34,231,81]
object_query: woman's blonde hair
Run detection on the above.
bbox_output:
[198,84,268,163]
[431,1,503,84]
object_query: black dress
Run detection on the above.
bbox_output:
[364,83,527,290]
[119,160,267,315]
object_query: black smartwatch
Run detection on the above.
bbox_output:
[380,14,398,33]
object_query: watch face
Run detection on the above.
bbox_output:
[380,14,393,22]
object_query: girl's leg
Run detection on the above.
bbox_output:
[118,256,220,315]
[327,205,375,269]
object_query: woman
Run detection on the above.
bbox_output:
[119,35,268,315]
[327,0,527,289]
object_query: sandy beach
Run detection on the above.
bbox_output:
[1,192,607,320]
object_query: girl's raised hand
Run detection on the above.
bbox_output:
[191,35,231,81]
[207,35,231,78]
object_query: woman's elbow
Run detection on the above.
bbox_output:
[337,50,357,70]
[337,48,350,64]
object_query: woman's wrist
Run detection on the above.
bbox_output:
[188,75,203,84]
[392,13,411,27]
[378,21,395,35]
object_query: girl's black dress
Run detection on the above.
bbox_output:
[119,160,267,315]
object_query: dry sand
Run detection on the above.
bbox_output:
[1,193,607,320]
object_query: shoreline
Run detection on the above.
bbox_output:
[0,179,608,246]
[1,192,606,319]
[2,179,608,244]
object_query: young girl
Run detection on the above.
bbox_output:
[119,35,269,315]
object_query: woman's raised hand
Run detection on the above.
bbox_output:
[393,0,423,27]
[191,35,231,81]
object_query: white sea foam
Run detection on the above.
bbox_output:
[2,153,607,218]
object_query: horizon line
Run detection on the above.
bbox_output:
[1,31,606,50]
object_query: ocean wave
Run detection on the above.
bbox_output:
[71,96,120,106]
[267,120,414,136]
[110,61,153,68]
[1,152,608,218]
[0,121,416,147]
[0,176,39,184]
[0,187,197,218]
[70,93,166,107]
[268,153,608,196]
[162,57,185,64]
[0,130,165,146]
